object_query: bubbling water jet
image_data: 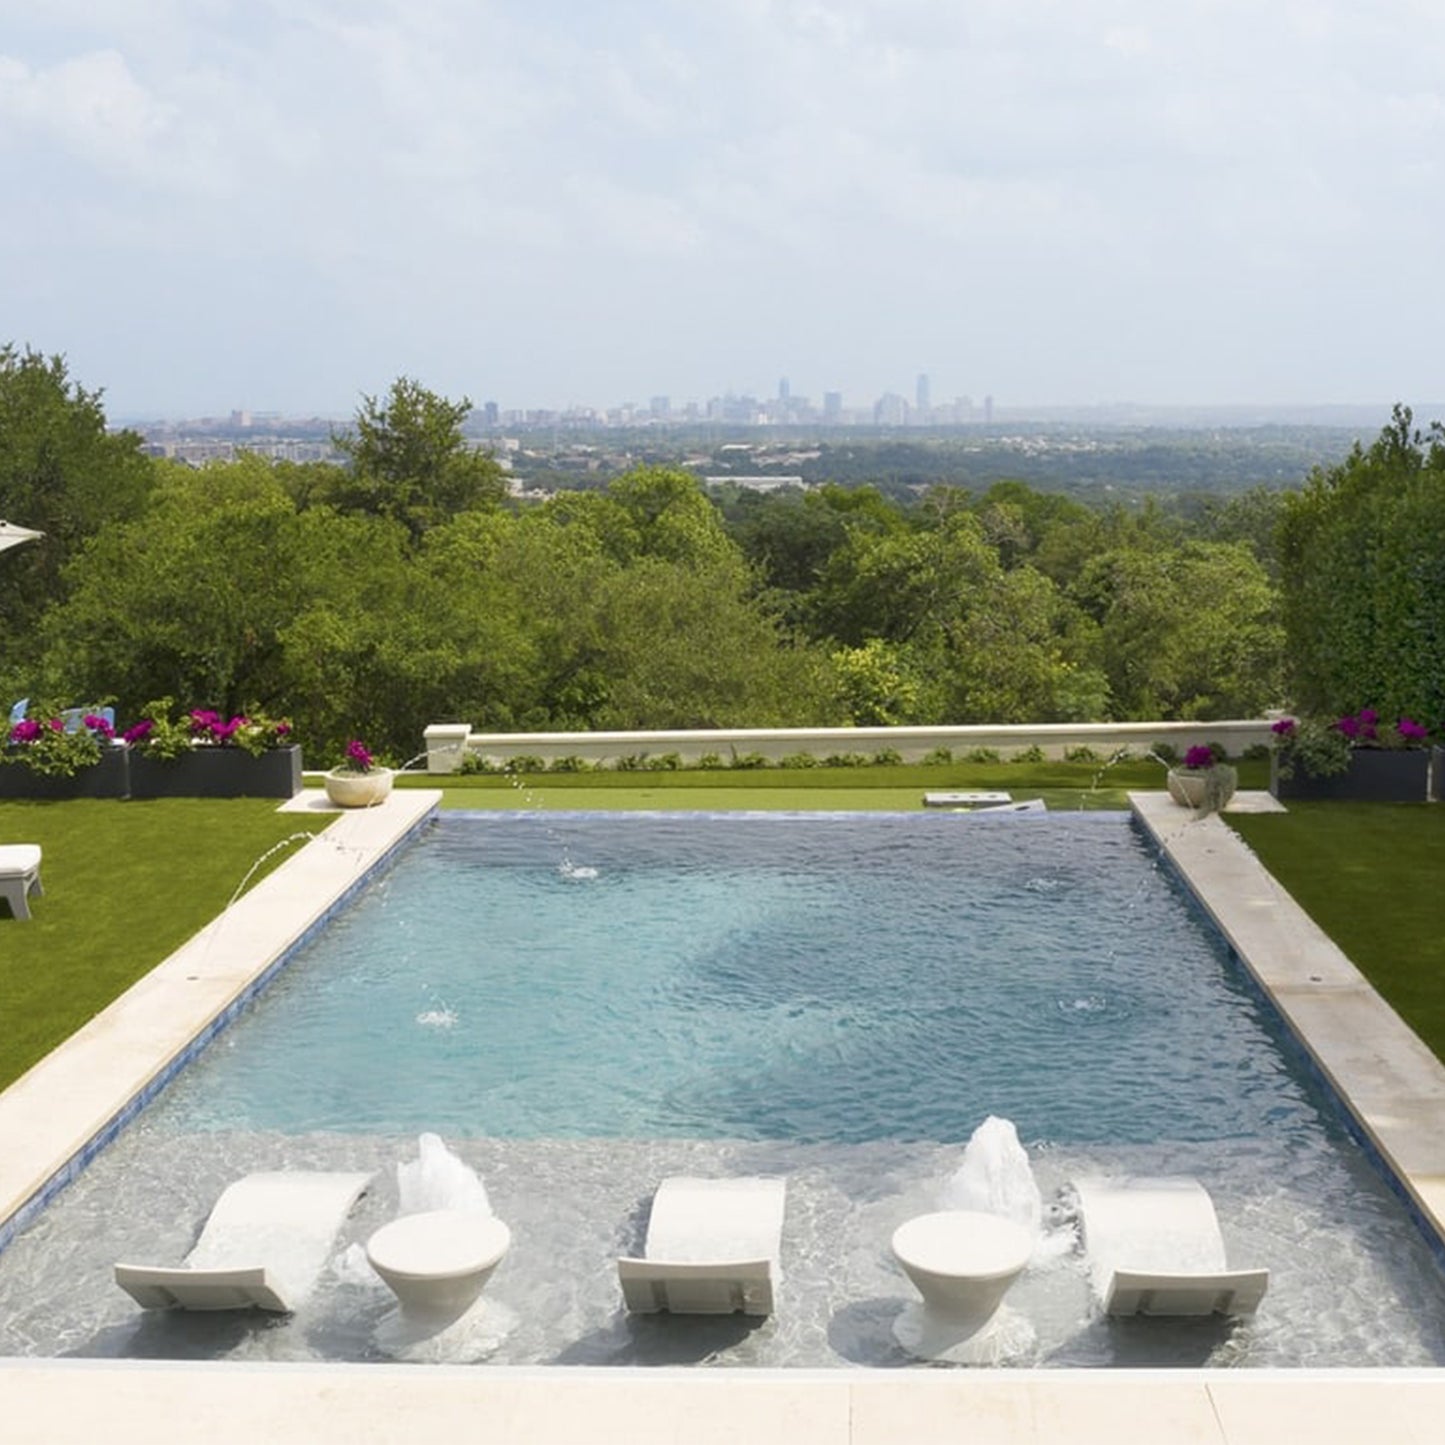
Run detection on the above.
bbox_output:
[940,1115,1042,1240]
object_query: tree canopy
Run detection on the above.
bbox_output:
[1277,405,1445,726]
[12,346,1439,761]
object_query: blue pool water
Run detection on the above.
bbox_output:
[162,811,1328,1147]
[5,809,1445,1368]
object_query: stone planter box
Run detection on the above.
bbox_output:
[128,745,303,800]
[1432,746,1445,803]
[1270,747,1432,803]
[0,747,131,800]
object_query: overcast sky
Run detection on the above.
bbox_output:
[2,1,1443,420]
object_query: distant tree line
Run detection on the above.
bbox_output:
[2,345,1440,763]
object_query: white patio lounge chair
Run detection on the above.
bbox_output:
[617,1175,786,1316]
[0,844,42,920]
[1075,1175,1269,1317]
[114,1170,371,1312]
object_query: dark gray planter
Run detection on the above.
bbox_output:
[127,744,303,799]
[0,747,131,800]
[1431,746,1445,803]
[1270,747,1432,802]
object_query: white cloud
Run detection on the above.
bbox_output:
[1,0,1443,412]
[0,49,172,170]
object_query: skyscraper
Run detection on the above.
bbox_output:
[915,373,930,415]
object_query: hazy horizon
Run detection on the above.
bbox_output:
[3,3,1443,419]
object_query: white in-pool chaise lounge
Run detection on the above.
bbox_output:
[616,1175,786,1316]
[0,844,43,920]
[114,1170,371,1312]
[1075,1174,1269,1317]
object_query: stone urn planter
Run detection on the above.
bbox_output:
[1167,765,1236,811]
[1270,748,1431,803]
[129,745,303,800]
[323,767,394,808]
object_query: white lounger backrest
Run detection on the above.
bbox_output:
[114,1170,371,1313]
[617,1256,774,1315]
[618,1176,786,1316]
[112,1263,289,1312]
[1075,1175,1269,1318]
[1105,1266,1271,1317]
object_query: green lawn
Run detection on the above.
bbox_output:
[0,798,316,1088]
[1225,802,1445,1059]
[404,755,1271,812]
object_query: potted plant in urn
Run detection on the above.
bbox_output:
[1166,744,1238,814]
[324,738,394,808]
[1269,709,1433,802]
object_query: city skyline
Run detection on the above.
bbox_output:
[3,3,1443,419]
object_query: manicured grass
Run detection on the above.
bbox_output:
[409,755,1271,811]
[440,785,1136,811]
[1226,803,1445,1058]
[0,798,317,1089]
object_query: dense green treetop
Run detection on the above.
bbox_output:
[0,345,154,666]
[1277,405,1445,728]
[6,343,1441,753]
[321,376,509,542]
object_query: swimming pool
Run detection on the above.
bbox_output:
[2,810,1444,1368]
[144,811,1328,1144]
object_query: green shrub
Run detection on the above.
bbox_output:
[697,753,725,770]
[964,747,1001,763]
[779,752,820,768]
[456,752,499,775]
[1063,745,1100,763]
[823,752,870,767]
[1010,745,1046,763]
[614,753,649,771]
[871,747,903,766]
[922,746,953,765]
[548,755,594,773]
[729,751,770,770]
[506,754,547,773]
[644,752,683,771]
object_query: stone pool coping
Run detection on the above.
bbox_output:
[2,790,1444,1442]
[1132,791,1445,1248]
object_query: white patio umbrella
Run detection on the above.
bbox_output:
[0,520,44,554]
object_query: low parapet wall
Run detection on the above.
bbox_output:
[421,719,1276,773]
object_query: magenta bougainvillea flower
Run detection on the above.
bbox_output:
[1398,717,1429,742]
[1183,744,1217,770]
[1270,717,1297,736]
[344,739,375,773]
[8,718,42,744]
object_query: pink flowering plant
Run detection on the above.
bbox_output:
[334,738,379,774]
[1168,739,1237,813]
[1271,708,1434,781]
[1180,744,1221,770]
[2,704,116,777]
[125,699,295,761]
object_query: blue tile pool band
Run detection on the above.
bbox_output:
[0,802,440,1257]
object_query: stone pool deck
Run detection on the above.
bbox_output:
[2,789,1444,1442]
